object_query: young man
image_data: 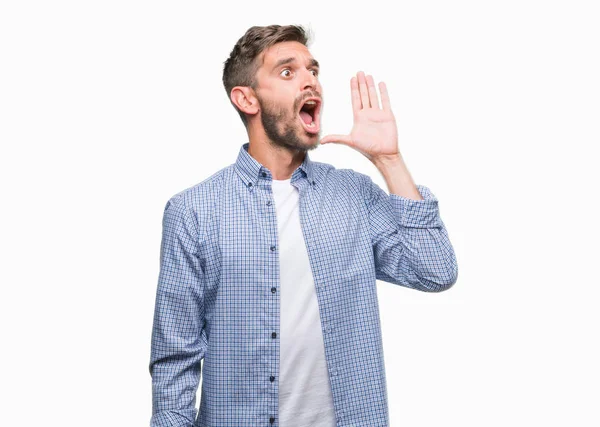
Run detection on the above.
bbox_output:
[149,24,458,427]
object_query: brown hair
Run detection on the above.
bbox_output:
[222,24,313,128]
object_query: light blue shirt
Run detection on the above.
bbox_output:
[149,142,458,426]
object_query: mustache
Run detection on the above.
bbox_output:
[296,92,322,110]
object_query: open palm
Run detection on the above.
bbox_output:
[320,71,399,162]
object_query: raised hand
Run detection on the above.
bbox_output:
[320,71,399,163]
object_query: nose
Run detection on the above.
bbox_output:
[302,69,319,91]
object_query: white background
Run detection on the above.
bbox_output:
[1,1,599,426]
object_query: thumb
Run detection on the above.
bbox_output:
[320,134,353,145]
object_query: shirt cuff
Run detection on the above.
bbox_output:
[150,409,196,427]
[389,184,442,228]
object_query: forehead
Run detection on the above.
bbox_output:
[260,41,315,68]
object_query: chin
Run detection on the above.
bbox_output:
[301,131,320,146]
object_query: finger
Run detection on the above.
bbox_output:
[320,134,354,146]
[357,71,371,108]
[350,77,361,115]
[379,81,391,111]
[366,75,380,110]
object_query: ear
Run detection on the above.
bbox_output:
[230,86,259,117]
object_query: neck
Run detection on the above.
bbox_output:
[246,136,305,181]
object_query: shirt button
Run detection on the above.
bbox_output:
[267,200,272,206]
[261,172,267,177]
[270,417,275,424]
[271,287,276,293]
[247,182,252,187]
[312,180,315,185]
[270,375,275,382]
[272,332,277,339]
[270,245,276,251]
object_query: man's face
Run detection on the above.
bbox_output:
[253,41,323,152]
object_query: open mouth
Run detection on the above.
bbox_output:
[298,98,321,134]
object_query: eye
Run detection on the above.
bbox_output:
[311,69,319,77]
[280,69,292,78]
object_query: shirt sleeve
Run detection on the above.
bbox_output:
[360,173,458,292]
[149,193,207,427]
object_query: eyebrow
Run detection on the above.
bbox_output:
[272,57,320,72]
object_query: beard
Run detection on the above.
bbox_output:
[257,95,320,153]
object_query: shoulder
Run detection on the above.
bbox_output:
[165,165,229,208]
[313,160,367,190]
[327,164,376,199]
[162,165,230,238]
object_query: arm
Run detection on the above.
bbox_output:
[149,193,207,426]
[320,70,457,291]
[361,172,458,292]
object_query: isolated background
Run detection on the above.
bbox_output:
[1,1,599,425]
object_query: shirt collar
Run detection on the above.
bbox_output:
[234,142,316,188]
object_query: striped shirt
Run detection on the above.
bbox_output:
[149,142,458,427]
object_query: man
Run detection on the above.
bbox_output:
[149,24,458,427]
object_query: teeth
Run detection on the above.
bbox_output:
[307,122,315,127]
[305,100,316,105]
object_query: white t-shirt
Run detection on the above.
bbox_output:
[271,177,336,427]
